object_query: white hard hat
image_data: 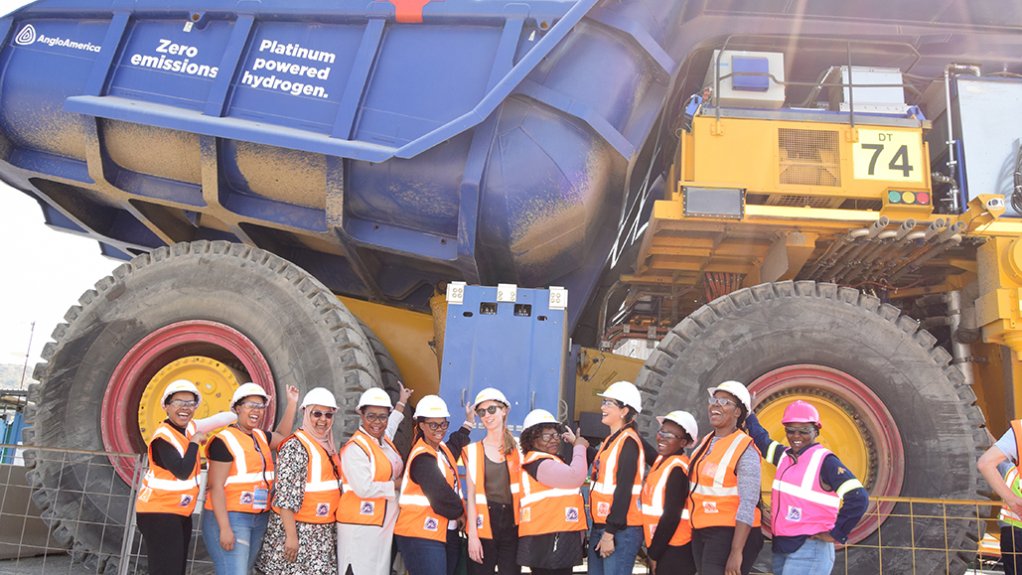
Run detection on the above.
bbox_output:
[413,395,451,419]
[708,380,751,412]
[231,382,270,408]
[473,387,509,408]
[300,387,339,410]
[522,409,558,432]
[657,410,699,441]
[161,379,201,406]
[357,388,393,410]
[598,381,642,413]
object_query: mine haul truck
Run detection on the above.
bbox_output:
[3,0,1022,573]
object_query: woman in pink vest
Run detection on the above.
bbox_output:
[745,400,868,574]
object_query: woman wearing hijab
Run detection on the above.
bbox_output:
[336,383,413,575]
[202,382,300,575]
[394,395,475,575]
[257,387,343,575]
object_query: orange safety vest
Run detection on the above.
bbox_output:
[689,429,762,529]
[338,428,398,526]
[203,427,275,514]
[641,454,692,546]
[999,420,1022,527]
[272,430,341,524]
[136,421,201,516]
[518,451,586,537]
[590,427,644,526]
[462,441,522,538]
[395,438,461,542]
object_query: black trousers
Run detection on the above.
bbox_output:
[1003,526,1022,575]
[468,502,521,575]
[136,512,192,575]
[530,569,572,575]
[655,543,696,575]
[691,526,764,575]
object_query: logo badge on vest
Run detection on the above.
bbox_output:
[316,503,330,517]
[423,517,439,532]
[786,505,802,522]
[702,501,718,514]
[240,491,254,505]
[180,495,193,507]
[566,507,579,522]
[596,501,610,516]
[522,508,531,522]
[476,515,484,529]
[360,501,375,515]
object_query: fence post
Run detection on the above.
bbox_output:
[117,453,144,575]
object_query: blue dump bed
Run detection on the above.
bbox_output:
[0,0,686,325]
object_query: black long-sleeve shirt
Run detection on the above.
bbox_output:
[593,428,641,534]
[150,420,199,480]
[646,463,690,559]
[407,425,472,520]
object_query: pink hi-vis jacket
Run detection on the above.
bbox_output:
[771,443,840,537]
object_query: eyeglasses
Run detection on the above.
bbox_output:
[784,427,815,436]
[239,402,267,410]
[656,429,680,440]
[601,399,624,408]
[168,399,198,409]
[538,431,560,442]
[363,412,390,423]
[476,405,503,417]
[422,420,450,432]
[310,410,335,420]
[707,397,738,408]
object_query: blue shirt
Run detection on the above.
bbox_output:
[746,413,869,554]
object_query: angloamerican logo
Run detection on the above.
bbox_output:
[14,24,101,53]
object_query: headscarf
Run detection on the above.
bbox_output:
[300,405,337,455]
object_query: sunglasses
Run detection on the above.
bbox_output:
[362,412,390,423]
[168,399,198,409]
[537,431,560,442]
[476,405,503,417]
[422,420,450,432]
[310,410,335,419]
[784,427,815,436]
[601,399,624,408]
[656,429,681,440]
[239,401,267,410]
[707,397,738,407]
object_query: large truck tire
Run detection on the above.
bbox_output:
[636,280,985,575]
[21,240,381,571]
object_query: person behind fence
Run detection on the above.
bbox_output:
[515,408,588,575]
[134,379,208,575]
[641,410,698,575]
[256,387,343,575]
[463,387,522,575]
[588,380,646,575]
[336,383,413,575]
[978,419,1022,575]
[202,382,300,575]
[745,400,868,575]
[688,380,763,575]
[394,394,475,575]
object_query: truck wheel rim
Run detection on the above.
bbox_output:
[749,364,903,545]
[101,320,275,483]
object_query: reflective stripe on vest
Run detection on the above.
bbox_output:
[518,451,586,536]
[204,427,275,513]
[395,439,460,542]
[337,429,397,526]
[1000,420,1022,527]
[462,441,522,538]
[689,429,761,529]
[641,454,692,547]
[136,421,200,516]
[272,430,341,524]
[770,444,841,537]
[590,427,644,526]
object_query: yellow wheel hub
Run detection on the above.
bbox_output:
[137,355,242,442]
[757,392,872,496]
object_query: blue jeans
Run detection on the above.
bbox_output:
[395,531,461,575]
[201,510,270,575]
[772,537,835,575]
[587,526,643,575]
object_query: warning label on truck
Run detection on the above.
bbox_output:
[240,39,335,99]
[128,38,219,79]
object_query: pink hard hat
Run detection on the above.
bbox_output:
[781,400,822,428]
